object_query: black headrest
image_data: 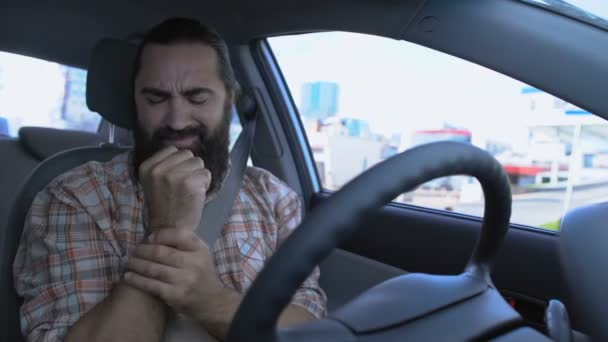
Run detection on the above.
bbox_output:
[86,39,257,130]
[86,39,137,129]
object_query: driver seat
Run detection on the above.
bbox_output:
[0,38,250,342]
[0,38,134,342]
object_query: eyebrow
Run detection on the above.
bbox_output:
[141,87,171,98]
[140,87,214,98]
[181,87,214,97]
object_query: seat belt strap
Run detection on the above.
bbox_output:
[196,112,257,246]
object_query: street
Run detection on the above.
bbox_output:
[453,183,608,227]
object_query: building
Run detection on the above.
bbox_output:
[300,82,339,120]
[505,86,608,188]
[305,115,383,190]
[410,128,472,147]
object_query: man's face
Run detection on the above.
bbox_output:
[133,43,232,193]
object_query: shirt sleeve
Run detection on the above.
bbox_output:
[276,188,327,319]
[13,182,121,342]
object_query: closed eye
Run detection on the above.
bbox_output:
[146,94,168,104]
[141,87,171,105]
[188,95,208,105]
[182,87,213,105]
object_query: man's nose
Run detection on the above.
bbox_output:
[165,97,194,131]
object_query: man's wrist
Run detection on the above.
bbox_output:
[147,220,199,233]
[196,284,240,320]
[194,285,242,339]
[146,222,178,233]
[117,279,166,309]
[114,280,169,326]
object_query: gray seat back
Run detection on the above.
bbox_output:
[0,145,127,342]
[0,38,139,342]
[0,38,142,341]
[0,128,105,241]
[19,126,105,160]
[0,138,39,237]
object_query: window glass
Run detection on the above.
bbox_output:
[0,52,101,137]
[521,0,608,30]
[229,113,243,150]
[269,32,608,230]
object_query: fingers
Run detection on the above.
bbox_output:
[133,244,185,268]
[139,146,178,176]
[124,271,173,301]
[169,157,210,182]
[150,149,199,176]
[173,156,206,174]
[144,150,210,191]
[126,256,178,283]
[184,168,212,194]
[150,228,204,252]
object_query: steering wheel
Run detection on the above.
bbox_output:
[227,142,550,341]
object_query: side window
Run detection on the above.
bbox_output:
[229,113,243,150]
[0,51,102,137]
[268,32,607,231]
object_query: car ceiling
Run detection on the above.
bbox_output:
[0,0,607,120]
[0,0,420,69]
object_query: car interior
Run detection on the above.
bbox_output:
[1,0,607,341]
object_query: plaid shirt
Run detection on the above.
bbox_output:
[13,151,326,342]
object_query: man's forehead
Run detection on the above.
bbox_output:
[137,43,221,86]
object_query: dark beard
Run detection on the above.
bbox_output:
[132,102,232,196]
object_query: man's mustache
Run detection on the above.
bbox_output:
[153,125,209,142]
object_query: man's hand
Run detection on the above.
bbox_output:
[124,229,224,321]
[124,229,317,339]
[139,146,211,231]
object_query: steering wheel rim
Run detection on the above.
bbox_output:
[227,141,512,341]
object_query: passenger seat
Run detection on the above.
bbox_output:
[0,127,105,234]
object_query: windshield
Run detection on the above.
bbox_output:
[522,0,608,30]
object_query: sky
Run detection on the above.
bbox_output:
[268,18,607,151]
[270,32,534,149]
[563,0,608,19]
[268,0,608,148]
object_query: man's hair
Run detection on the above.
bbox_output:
[132,17,239,96]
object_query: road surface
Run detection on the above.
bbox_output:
[453,183,608,227]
